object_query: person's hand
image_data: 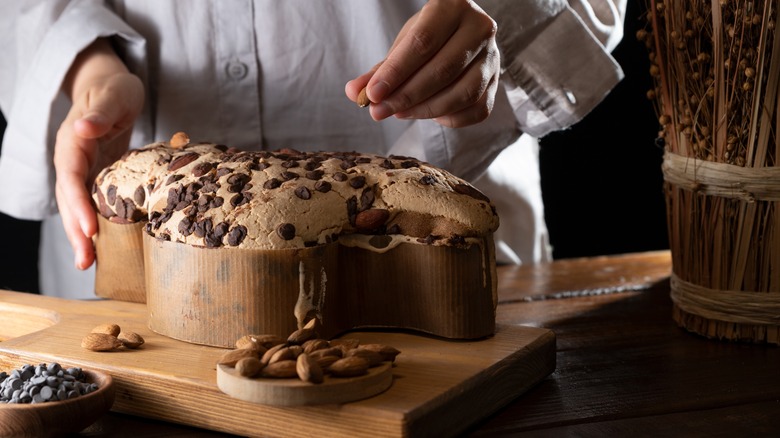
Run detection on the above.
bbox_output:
[345,0,500,128]
[54,40,144,270]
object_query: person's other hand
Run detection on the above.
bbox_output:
[54,40,144,270]
[345,0,500,128]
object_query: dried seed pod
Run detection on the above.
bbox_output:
[118,331,145,349]
[81,333,123,352]
[329,357,369,377]
[262,360,298,378]
[347,348,384,367]
[358,344,401,362]
[236,357,264,378]
[218,348,258,367]
[91,323,121,337]
[296,353,324,384]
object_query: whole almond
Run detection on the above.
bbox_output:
[236,357,265,378]
[296,353,324,384]
[302,318,319,331]
[288,345,303,357]
[315,355,340,371]
[263,360,298,378]
[218,348,258,367]
[302,339,329,354]
[91,323,121,337]
[170,131,190,149]
[261,344,287,366]
[287,327,316,345]
[168,152,199,171]
[309,347,343,360]
[329,356,369,377]
[347,348,384,367]
[359,344,401,362]
[118,331,145,349]
[357,87,370,108]
[269,346,296,364]
[248,334,286,349]
[355,209,390,232]
[235,336,269,354]
[81,333,123,352]
[330,338,359,351]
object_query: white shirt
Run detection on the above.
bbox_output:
[0,0,624,296]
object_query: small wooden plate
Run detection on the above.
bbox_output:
[217,363,393,406]
[0,369,115,438]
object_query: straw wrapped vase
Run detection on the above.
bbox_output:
[643,0,780,344]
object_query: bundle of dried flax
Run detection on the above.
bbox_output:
[642,0,780,343]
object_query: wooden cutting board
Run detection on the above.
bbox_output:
[0,290,555,437]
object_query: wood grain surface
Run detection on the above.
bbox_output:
[0,292,555,437]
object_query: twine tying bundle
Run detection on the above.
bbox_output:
[671,274,780,326]
[662,151,780,202]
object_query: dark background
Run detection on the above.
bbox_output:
[0,0,667,294]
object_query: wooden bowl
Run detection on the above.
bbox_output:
[0,369,115,438]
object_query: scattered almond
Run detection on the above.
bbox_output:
[302,338,329,354]
[218,348,258,367]
[236,357,264,378]
[261,344,287,366]
[263,360,298,378]
[347,348,384,367]
[118,331,145,349]
[91,323,121,337]
[314,355,340,371]
[269,346,297,364]
[359,344,401,362]
[170,131,190,148]
[247,334,286,349]
[329,356,369,377]
[81,333,123,352]
[309,347,343,360]
[296,353,324,384]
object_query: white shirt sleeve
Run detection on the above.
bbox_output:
[478,0,626,137]
[0,0,146,220]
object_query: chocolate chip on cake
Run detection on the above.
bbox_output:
[133,185,146,206]
[401,160,419,169]
[314,180,331,193]
[386,224,401,235]
[360,186,374,210]
[277,223,296,240]
[333,172,347,182]
[194,218,213,238]
[282,160,299,168]
[295,186,312,200]
[305,170,324,180]
[420,175,436,185]
[349,176,366,189]
[227,225,248,246]
[281,171,299,181]
[166,174,184,185]
[106,185,117,206]
[216,167,232,178]
[192,162,214,177]
[379,159,395,169]
[179,217,194,236]
[264,178,282,189]
[230,193,248,207]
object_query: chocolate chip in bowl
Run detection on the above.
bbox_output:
[0,363,115,438]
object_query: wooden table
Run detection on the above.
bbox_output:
[11,251,780,436]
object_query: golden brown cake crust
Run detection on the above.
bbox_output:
[93,141,499,250]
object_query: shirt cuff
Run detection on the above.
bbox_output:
[499,5,624,138]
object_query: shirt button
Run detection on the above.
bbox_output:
[226,61,248,80]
